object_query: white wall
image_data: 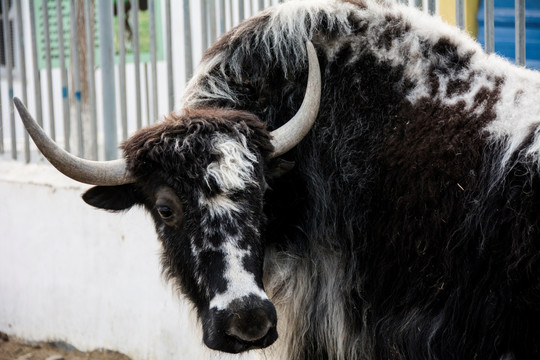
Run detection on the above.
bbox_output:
[0,160,220,359]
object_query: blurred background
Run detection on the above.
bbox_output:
[0,1,539,359]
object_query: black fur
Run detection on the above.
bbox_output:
[181,1,540,359]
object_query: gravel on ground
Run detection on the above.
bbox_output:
[0,332,131,360]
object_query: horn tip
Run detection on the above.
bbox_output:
[13,97,24,111]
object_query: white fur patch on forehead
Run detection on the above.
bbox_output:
[209,241,268,311]
[199,193,242,218]
[205,133,258,192]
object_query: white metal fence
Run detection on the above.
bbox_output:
[0,0,533,163]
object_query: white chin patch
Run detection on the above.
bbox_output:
[209,241,268,311]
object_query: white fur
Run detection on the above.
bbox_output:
[209,241,268,310]
[484,63,540,169]
[199,193,242,218]
[205,133,258,192]
[263,247,362,360]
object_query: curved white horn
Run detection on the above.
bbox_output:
[14,98,135,186]
[270,41,321,158]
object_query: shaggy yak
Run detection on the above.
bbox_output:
[15,0,540,359]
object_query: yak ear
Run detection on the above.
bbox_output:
[82,184,140,211]
[266,158,295,181]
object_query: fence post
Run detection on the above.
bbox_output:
[98,0,118,160]
[15,0,29,162]
[3,0,16,159]
[165,0,174,112]
[455,0,465,30]
[70,0,83,157]
[209,0,217,45]
[515,0,526,66]
[219,0,226,35]
[84,0,98,160]
[56,0,70,153]
[132,0,142,130]
[29,0,43,131]
[201,0,209,50]
[149,0,158,121]
[118,0,128,140]
[239,0,244,22]
[42,0,56,141]
[484,0,494,53]
[183,0,193,81]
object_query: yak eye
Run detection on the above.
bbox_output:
[157,205,174,220]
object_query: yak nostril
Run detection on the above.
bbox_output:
[226,308,274,342]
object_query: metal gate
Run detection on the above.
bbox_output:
[0,0,534,164]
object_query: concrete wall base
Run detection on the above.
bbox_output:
[0,161,222,359]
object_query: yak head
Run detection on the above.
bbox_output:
[14,42,320,354]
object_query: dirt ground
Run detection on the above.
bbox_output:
[0,332,131,360]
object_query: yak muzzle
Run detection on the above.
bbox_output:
[202,298,278,353]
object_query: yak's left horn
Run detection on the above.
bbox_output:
[14,97,135,186]
[269,41,321,158]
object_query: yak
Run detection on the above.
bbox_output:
[14,0,540,359]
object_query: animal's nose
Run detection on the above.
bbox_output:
[225,307,275,342]
[202,297,278,353]
[225,308,274,342]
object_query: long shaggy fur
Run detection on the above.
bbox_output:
[179,1,540,359]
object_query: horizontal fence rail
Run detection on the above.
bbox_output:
[0,0,535,163]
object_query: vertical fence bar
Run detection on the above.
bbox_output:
[0,65,3,153]
[209,0,217,45]
[183,0,193,82]
[118,0,128,140]
[15,0,29,162]
[201,0,209,50]
[427,0,436,15]
[515,0,525,66]
[165,0,173,112]
[144,63,150,125]
[98,0,118,160]
[42,0,55,141]
[228,0,234,27]
[0,2,4,154]
[132,0,142,129]
[29,0,43,131]
[219,0,226,35]
[84,0,98,160]
[56,0,70,152]
[70,0,83,157]
[455,0,465,30]
[149,0,158,122]
[484,0,494,53]
[239,0,244,22]
[3,0,16,159]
